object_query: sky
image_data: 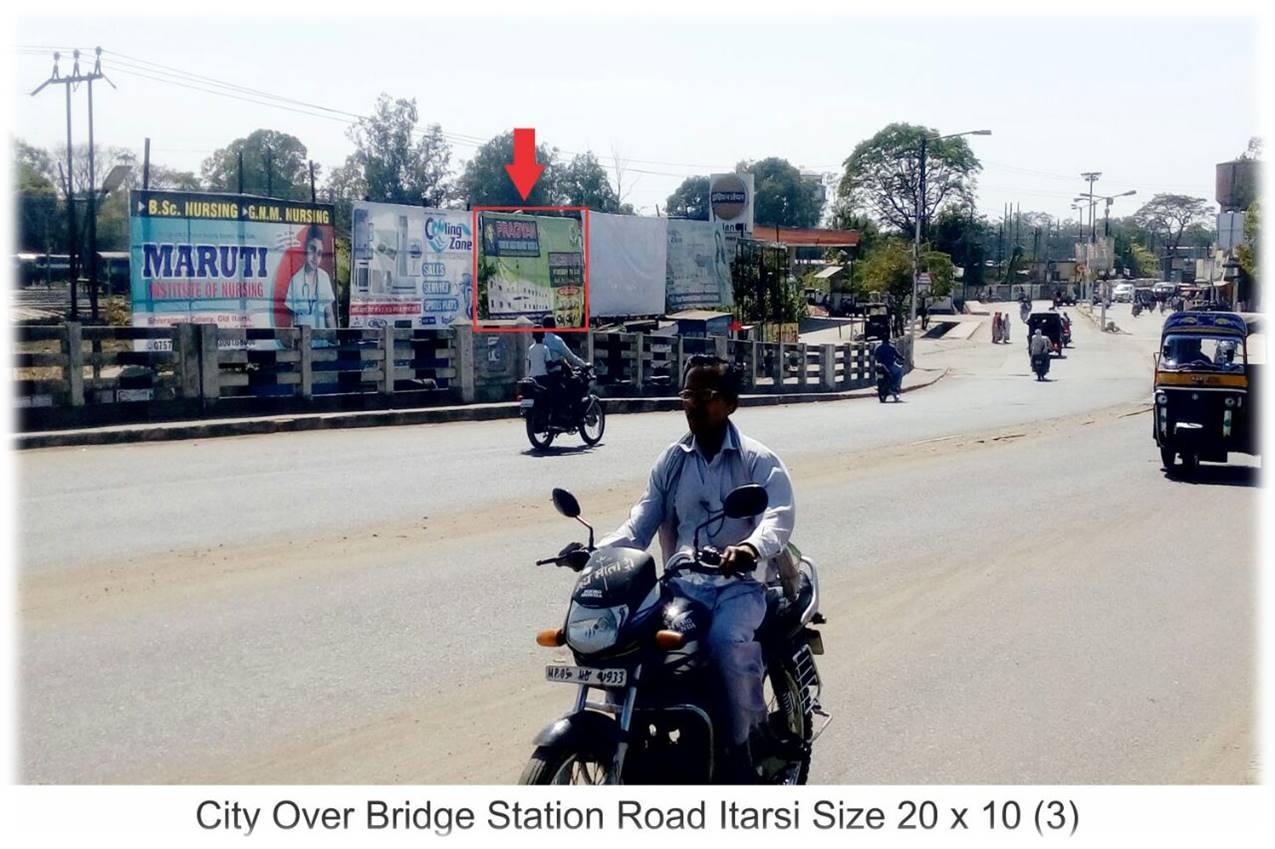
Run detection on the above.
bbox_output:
[9,14,1262,227]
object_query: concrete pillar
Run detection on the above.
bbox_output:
[198,323,220,403]
[299,326,313,400]
[65,322,84,407]
[174,323,201,400]
[797,343,808,390]
[381,325,396,395]
[633,333,645,392]
[450,319,476,404]
[747,339,759,390]
[820,343,836,390]
[773,343,785,387]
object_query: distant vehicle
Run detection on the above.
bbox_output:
[1026,312,1064,356]
[1152,282,1177,297]
[1112,283,1135,303]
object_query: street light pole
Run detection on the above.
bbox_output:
[909,128,990,366]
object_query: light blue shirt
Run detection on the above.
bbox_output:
[543,332,587,371]
[599,421,796,584]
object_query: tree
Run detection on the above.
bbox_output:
[1133,194,1212,253]
[739,157,823,228]
[202,129,312,200]
[854,237,915,304]
[14,138,62,253]
[323,154,369,238]
[827,203,881,255]
[665,175,710,220]
[347,94,451,207]
[557,151,621,211]
[454,130,561,208]
[1236,199,1259,285]
[1239,136,1263,161]
[837,122,981,235]
[921,249,955,298]
[929,206,990,288]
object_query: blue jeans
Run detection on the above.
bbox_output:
[670,576,768,747]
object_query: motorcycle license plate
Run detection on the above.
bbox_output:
[545,665,627,688]
[520,399,535,410]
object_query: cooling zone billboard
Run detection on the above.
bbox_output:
[129,190,336,348]
[479,212,585,327]
[350,202,475,329]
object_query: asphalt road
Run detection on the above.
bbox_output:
[16,303,1259,783]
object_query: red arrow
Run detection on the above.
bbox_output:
[504,128,545,201]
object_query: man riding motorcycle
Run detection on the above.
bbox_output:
[540,315,589,419]
[872,336,905,402]
[596,354,800,782]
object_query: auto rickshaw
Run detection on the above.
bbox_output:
[1153,311,1260,475]
[864,304,890,341]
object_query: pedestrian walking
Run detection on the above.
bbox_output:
[992,312,1003,344]
[1002,312,1010,344]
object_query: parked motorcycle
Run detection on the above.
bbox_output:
[1031,352,1050,381]
[521,485,828,785]
[516,365,605,450]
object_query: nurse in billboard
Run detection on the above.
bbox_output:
[285,224,337,328]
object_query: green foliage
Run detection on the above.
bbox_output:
[557,152,622,211]
[855,238,915,303]
[740,157,823,228]
[1132,194,1212,253]
[838,122,982,234]
[347,95,451,208]
[455,131,561,208]
[202,129,312,200]
[665,175,710,220]
[1129,242,1158,278]
[1237,200,1259,282]
[921,249,954,297]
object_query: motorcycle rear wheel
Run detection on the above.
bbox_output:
[525,413,555,450]
[759,663,813,785]
[519,745,613,785]
[579,397,605,445]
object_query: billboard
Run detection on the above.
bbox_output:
[666,218,735,312]
[479,211,586,327]
[129,190,336,348]
[350,202,475,329]
[587,212,667,317]
[709,172,755,247]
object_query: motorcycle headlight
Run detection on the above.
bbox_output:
[1155,391,1168,406]
[1224,396,1236,408]
[565,605,621,654]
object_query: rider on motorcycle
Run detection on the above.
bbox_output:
[596,354,798,783]
[540,315,589,418]
[873,336,905,401]
[1029,327,1051,376]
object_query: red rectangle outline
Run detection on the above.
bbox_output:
[471,207,590,333]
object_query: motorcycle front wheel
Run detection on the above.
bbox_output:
[525,413,555,450]
[579,397,605,445]
[519,746,614,785]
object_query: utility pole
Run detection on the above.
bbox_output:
[31,48,114,321]
[1081,171,1104,328]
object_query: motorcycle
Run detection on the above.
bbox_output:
[516,365,605,450]
[1031,352,1050,381]
[521,485,828,785]
[1132,302,1143,317]
[875,361,893,402]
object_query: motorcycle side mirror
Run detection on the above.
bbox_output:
[551,488,581,519]
[551,488,595,550]
[723,484,769,519]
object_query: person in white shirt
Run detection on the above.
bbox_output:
[285,225,336,329]
[526,331,550,379]
[598,354,796,782]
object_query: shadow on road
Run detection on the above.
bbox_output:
[521,444,603,457]
[1165,465,1261,488]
